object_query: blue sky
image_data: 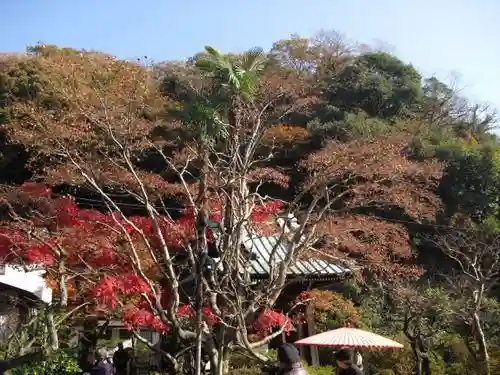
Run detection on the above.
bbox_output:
[3,0,499,113]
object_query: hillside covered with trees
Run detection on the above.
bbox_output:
[0,30,499,375]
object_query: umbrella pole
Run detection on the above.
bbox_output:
[305,304,319,366]
[297,324,307,359]
[354,350,363,370]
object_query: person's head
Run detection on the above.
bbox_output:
[118,342,123,350]
[96,347,108,362]
[277,343,301,368]
[334,348,353,368]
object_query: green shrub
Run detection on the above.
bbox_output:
[404,136,437,160]
[366,343,414,375]
[228,366,260,375]
[228,365,334,375]
[307,111,393,141]
[304,365,335,375]
[11,349,80,375]
[429,352,447,375]
[374,370,396,375]
[306,117,343,139]
[229,349,277,369]
[342,111,392,140]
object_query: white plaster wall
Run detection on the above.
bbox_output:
[0,264,52,304]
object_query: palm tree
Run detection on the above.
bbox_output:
[196,46,267,101]
[163,46,268,145]
[159,46,270,375]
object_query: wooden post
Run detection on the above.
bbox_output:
[111,327,119,343]
[297,323,306,359]
[306,303,319,366]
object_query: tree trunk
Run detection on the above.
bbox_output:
[409,340,431,375]
[473,312,490,375]
[404,317,431,375]
[46,311,59,350]
[410,338,424,375]
[210,347,229,375]
[417,336,431,375]
[194,259,204,375]
[420,351,431,375]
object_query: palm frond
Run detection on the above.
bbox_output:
[192,45,270,109]
[238,47,267,73]
[197,46,241,91]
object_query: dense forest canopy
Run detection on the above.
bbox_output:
[0,30,499,375]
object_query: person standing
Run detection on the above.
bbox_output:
[90,348,114,375]
[275,343,309,375]
[334,348,364,375]
[113,343,129,375]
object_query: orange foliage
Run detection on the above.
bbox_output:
[43,161,193,200]
[301,138,443,220]
[5,48,166,150]
[316,215,424,281]
[262,124,309,145]
[258,64,321,121]
[296,289,361,327]
[247,167,290,188]
[45,274,77,299]
[1,45,175,193]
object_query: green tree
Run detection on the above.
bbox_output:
[438,143,500,222]
[324,52,423,119]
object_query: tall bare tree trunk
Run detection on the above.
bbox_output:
[194,258,204,375]
[473,312,490,375]
[210,347,228,375]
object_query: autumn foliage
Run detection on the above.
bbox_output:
[0,36,498,374]
[4,47,164,151]
[0,182,291,335]
[262,124,309,145]
[296,290,361,327]
[301,138,443,220]
[315,215,424,280]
